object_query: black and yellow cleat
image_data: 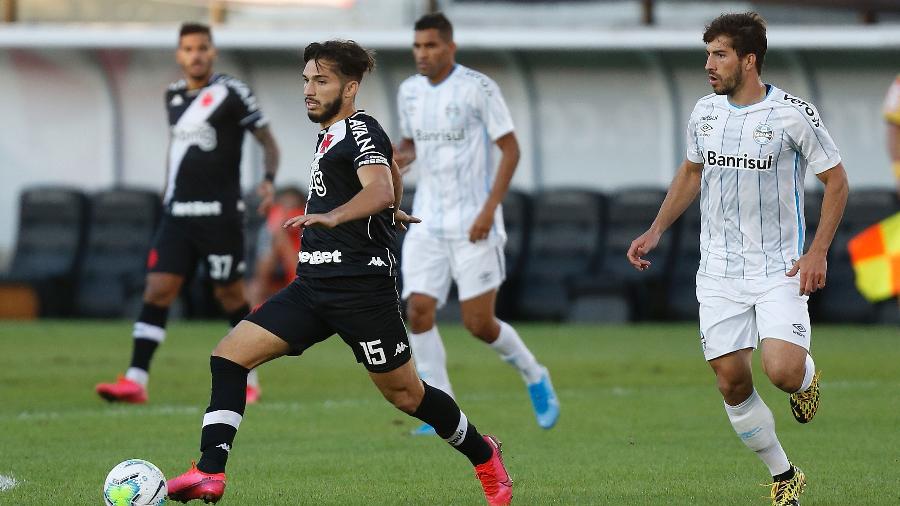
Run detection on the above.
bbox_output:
[789,370,821,423]
[768,465,806,506]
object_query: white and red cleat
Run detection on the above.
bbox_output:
[95,375,147,404]
[474,435,512,505]
[167,461,226,504]
[245,384,261,405]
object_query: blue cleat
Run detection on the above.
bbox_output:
[410,423,437,436]
[527,367,560,429]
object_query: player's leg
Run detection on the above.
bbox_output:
[96,219,191,403]
[401,233,454,398]
[168,279,332,502]
[755,276,819,424]
[698,273,801,503]
[212,279,261,404]
[455,241,559,429]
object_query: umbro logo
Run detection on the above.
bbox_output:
[368,257,388,267]
[170,94,184,107]
[394,342,408,356]
[792,324,807,338]
[215,443,231,453]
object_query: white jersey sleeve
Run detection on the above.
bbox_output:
[470,73,514,141]
[782,97,841,174]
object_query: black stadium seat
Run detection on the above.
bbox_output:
[75,189,160,317]
[568,187,668,322]
[815,188,899,323]
[496,189,530,319]
[665,197,702,320]
[1,186,89,316]
[518,189,605,321]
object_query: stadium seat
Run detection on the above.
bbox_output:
[75,188,160,317]
[567,187,668,322]
[496,190,530,320]
[816,188,899,323]
[664,197,702,321]
[518,189,605,321]
[0,186,89,316]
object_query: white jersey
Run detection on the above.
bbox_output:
[397,64,515,241]
[686,85,842,279]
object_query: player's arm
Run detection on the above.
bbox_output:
[252,125,281,215]
[468,132,520,243]
[393,138,416,173]
[388,160,417,231]
[787,163,848,295]
[888,121,900,197]
[627,159,704,271]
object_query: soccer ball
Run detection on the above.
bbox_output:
[102,459,167,506]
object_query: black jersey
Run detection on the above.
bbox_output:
[164,73,267,219]
[297,111,397,278]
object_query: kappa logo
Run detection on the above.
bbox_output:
[394,342,408,356]
[170,94,184,107]
[215,443,231,453]
[368,256,388,267]
[792,324,807,338]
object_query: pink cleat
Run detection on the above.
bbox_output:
[474,435,512,505]
[167,461,226,503]
[245,384,261,405]
[96,375,147,404]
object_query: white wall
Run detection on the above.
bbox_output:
[0,46,896,263]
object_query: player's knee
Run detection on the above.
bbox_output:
[213,284,245,311]
[406,302,435,333]
[143,283,178,307]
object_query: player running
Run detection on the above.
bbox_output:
[394,13,559,435]
[95,23,279,405]
[627,12,848,506]
[166,40,513,506]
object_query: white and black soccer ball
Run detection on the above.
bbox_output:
[102,459,167,506]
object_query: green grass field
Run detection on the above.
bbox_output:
[0,321,897,505]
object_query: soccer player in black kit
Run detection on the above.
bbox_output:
[166,40,513,506]
[96,23,279,405]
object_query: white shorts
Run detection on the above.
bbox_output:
[400,232,506,307]
[696,271,811,361]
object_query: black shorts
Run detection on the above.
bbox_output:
[245,275,412,373]
[147,216,245,284]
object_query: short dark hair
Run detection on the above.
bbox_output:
[703,12,767,74]
[414,12,453,42]
[303,40,375,83]
[179,22,212,43]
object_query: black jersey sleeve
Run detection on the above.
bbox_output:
[347,114,392,170]
[222,77,268,132]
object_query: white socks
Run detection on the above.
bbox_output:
[490,321,544,384]
[410,326,455,398]
[247,368,260,389]
[796,354,816,393]
[125,367,149,387]
[724,389,791,477]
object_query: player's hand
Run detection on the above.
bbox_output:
[256,180,275,216]
[394,209,421,232]
[786,251,827,295]
[627,229,661,271]
[468,208,495,243]
[392,145,414,174]
[283,212,339,229]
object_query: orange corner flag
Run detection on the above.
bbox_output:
[848,212,900,302]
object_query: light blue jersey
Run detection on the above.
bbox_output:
[686,85,842,279]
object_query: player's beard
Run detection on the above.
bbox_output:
[307,95,343,124]
[712,70,741,96]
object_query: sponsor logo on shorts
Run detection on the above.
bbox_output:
[299,250,342,265]
[479,271,493,284]
[368,256,388,267]
[170,200,222,217]
[792,324,807,338]
[394,342,408,356]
